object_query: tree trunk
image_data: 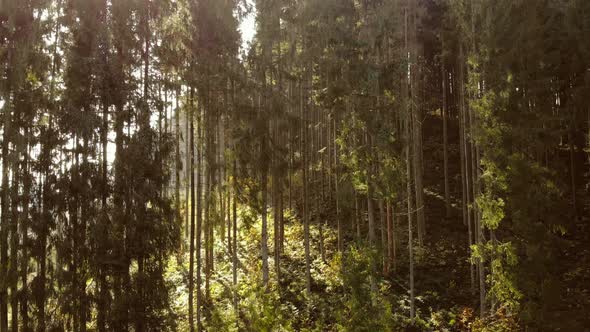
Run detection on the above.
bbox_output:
[459,44,476,295]
[406,120,415,323]
[232,158,238,312]
[261,139,270,287]
[20,129,31,332]
[188,87,196,332]
[379,199,387,274]
[334,116,342,252]
[355,195,360,240]
[175,87,181,242]
[196,97,203,332]
[387,201,395,273]
[259,84,270,287]
[9,137,19,332]
[366,159,377,293]
[301,78,311,297]
[404,5,415,323]
[442,62,451,218]
[0,85,11,332]
[273,113,281,283]
[186,88,191,243]
[97,44,109,329]
[410,1,425,245]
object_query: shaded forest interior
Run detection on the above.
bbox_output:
[0,0,589,331]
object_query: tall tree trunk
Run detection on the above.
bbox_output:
[9,134,19,332]
[175,87,181,242]
[301,78,311,297]
[272,111,281,283]
[261,137,270,287]
[97,34,110,327]
[196,96,203,332]
[0,79,11,332]
[366,151,377,293]
[259,83,270,287]
[38,171,48,332]
[112,42,128,330]
[186,88,191,243]
[80,138,89,332]
[404,5,415,322]
[410,0,425,245]
[459,44,475,295]
[387,201,395,273]
[379,199,387,274]
[334,116,342,252]
[469,3,485,315]
[442,61,451,218]
[188,87,196,332]
[406,107,416,325]
[406,118,415,324]
[232,158,238,313]
[204,87,212,309]
[19,128,31,331]
[355,195,360,239]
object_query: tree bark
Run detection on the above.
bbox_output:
[442,60,451,218]
[301,76,311,297]
[459,44,475,295]
[379,199,387,274]
[404,5,415,322]
[196,96,203,332]
[188,87,196,332]
[232,158,238,313]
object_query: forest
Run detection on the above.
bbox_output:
[0,0,589,331]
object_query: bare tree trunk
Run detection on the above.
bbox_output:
[232,158,238,313]
[261,142,270,287]
[404,5,415,322]
[406,121,415,324]
[387,201,395,273]
[379,200,387,274]
[38,170,48,331]
[188,87,196,332]
[367,138,376,294]
[19,129,30,332]
[469,4,485,315]
[459,44,476,295]
[196,98,203,332]
[97,72,109,332]
[0,71,11,332]
[355,195,360,240]
[259,88,270,287]
[204,89,212,313]
[273,113,281,283]
[408,0,425,245]
[9,138,19,332]
[334,116,342,252]
[367,147,376,249]
[301,77,311,296]
[442,60,451,218]
[175,87,181,242]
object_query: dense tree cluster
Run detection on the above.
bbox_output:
[0,0,588,331]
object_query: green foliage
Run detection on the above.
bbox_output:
[241,287,293,332]
[476,192,504,231]
[335,245,394,332]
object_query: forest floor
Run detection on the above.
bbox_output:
[166,113,589,331]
